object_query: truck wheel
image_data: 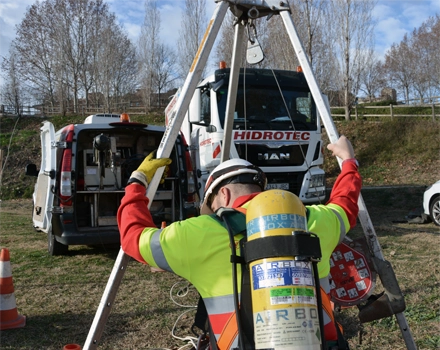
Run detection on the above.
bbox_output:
[48,230,68,256]
[429,195,440,226]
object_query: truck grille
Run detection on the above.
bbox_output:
[265,172,306,196]
[235,144,308,166]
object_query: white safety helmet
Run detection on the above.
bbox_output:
[200,159,267,215]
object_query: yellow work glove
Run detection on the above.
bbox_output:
[128,151,172,188]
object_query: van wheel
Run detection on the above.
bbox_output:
[48,230,68,256]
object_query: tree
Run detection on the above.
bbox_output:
[329,0,376,120]
[383,15,440,103]
[1,49,23,115]
[383,35,415,103]
[266,0,341,94]
[428,15,440,97]
[214,12,239,68]
[13,0,59,109]
[410,15,440,102]
[177,0,208,79]
[151,44,178,107]
[358,54,384,102]
[138,0,161,110]
[9,0,135,114]
[96,24,137,112]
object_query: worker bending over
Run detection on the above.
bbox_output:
[118,135,361,350]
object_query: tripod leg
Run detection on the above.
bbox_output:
[83,249,131,349]
[82,2,229,349]
[279,10,417,350]
[279,10,339,142]
[221,21,245,162]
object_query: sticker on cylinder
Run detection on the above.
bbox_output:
[252,260,314,290]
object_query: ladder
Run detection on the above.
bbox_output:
[83,1,417,349]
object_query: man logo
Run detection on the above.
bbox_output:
[258,153,290,161]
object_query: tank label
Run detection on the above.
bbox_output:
[247,213,306,237]
[252,260,314,290]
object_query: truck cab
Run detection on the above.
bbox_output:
[167,67,326,204]
[26,114,196,255]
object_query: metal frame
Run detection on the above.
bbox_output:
[83,1,416,349]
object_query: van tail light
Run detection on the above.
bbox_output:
[59,125,74,207]
[181,135,195,203]
[186,164,195,203]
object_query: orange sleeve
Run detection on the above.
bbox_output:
[117,183,155,263]
[327,159,362,229]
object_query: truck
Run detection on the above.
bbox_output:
[26,114,196,255]
[165,65,326,204]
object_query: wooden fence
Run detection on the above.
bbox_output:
[0,104,157,117]
[330,103,439,121]
[1,101,440,120]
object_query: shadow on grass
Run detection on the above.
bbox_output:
[65,244,121,259]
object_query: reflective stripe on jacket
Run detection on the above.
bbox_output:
[117,160,361,347]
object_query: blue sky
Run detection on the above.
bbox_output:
[0,0,439,68]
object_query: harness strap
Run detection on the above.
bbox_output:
[216,311,239,350]
[321,288,350,349]
[192,296,209,336]
[321,288,336,329]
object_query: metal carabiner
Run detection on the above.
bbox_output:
[246,19,264,65]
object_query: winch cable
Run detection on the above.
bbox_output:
[270,67,321,203]
[270,67,312,171]
[242,65,248,160]
[241,65,323,205]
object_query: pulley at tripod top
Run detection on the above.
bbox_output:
[228,0,290,20]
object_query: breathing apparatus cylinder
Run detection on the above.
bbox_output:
[245,189,322,350]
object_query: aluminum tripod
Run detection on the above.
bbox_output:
[83,1,417,349]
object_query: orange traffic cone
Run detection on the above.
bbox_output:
[0,248,26,330]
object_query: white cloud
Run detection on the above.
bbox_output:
[401,1,437,28]
[157,4,183,49]
[375,17,408,56]
[0,0,34,58]
[372,0,438,58]
[373,3,394,21]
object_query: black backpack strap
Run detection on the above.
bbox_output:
[192,296,219,350]
[192,295,209,336]
[237,238,255,349]
[336,321,350,350]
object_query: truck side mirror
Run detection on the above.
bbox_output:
[211,79,225,92]
[189,90,202,124]
[25,163,39,177]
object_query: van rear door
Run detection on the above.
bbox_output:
[32,121,56,233]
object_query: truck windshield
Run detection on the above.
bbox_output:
[216,86,317,131]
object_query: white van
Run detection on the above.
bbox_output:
[26,114,196,255]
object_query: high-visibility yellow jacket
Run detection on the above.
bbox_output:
[118,159,361,348]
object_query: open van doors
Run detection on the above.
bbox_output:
[31,121,56,233]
